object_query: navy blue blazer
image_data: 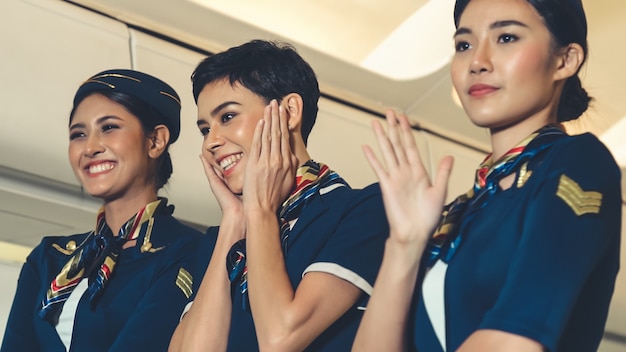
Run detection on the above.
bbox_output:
[192,182,389,351]
[411,133,621,352]
[2,213,203,352]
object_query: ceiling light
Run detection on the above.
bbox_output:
[360,0,456,80]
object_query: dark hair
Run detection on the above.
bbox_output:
[70,91,174,191]
[192,40,320,144]
[454,0,591,122]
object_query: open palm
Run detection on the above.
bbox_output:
[363,110,453,245]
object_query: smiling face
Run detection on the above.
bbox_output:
[451,0,561,134]
[196,79,269,195]
[68,93,154,202]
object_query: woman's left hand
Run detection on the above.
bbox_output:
[242,99,298,212]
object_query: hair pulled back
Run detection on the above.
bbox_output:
[454,0,591,121]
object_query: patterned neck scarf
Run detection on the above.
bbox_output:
[40,198,168,323]
[226,160,348,310]
[425,125,566,267]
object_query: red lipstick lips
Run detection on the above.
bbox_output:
[468,84,498,97]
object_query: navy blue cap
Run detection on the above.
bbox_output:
[73,69,181,143]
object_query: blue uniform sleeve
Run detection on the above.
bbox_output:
[189,226,219,300]
[479,136,621,351]
[304,183,389,301]
[107,236,201,352]
[1,245,44,351]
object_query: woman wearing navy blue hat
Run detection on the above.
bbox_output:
[354,0,621,351]
[2,69,203,351]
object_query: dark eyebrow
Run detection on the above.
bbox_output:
[454,27,471,38]
[491,20,528,30]
[197,101,242,127]
[97,115,122,124]
[69,115,121,130]
[454,20,528,38]
[211,101,240,117]
[69,122,84,130]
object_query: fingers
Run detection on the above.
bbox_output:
[250,111,266,163]
[260,99,292,167]
[371,118,397,170]
[200,154,222,182]
[278,104,291,161]
[362,144,387,183]
[365,109,433,186]
[433,155,454,198]
[269,100,281,157]
[256,100,287,157]
[385,110,408,166]
[200,154,229,197]
[395,113,425,174]
[370,110,420,173]
[243,99,295,210]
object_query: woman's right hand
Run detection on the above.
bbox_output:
[363,110,454,246]
[200,154,244,219]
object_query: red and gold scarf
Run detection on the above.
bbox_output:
[227,160,348,310]
[39,199,166,323]
[426,125,566,266]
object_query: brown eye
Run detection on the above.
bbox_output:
[101,124,119,132]
[221,113,235,123]
[69,131,85,140]
[498,34,518,44]
[199,127,210,136]
[455,41,471,52]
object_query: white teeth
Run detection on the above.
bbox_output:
[88,163,115,174]
[219,154,242,171]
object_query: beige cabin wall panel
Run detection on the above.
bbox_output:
[0,0,131,185]
[308,100,431,189]
[0,260,23,346]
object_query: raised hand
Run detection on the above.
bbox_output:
[200,153,244,216]
[363,110,453,245]
[242,99,298,212]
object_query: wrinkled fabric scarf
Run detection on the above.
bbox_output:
[40,198,168,323]
[425,125,567,267]
[227,160,348,310]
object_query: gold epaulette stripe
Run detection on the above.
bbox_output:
[556,174,602,216]
[516,162,532,188]
[176,268,193,299]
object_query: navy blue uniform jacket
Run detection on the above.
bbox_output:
[2,213,203,352]
[412,133,621,352]
[192,182,389,351]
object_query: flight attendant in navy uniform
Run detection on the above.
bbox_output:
[169,40,389,351]
[2,69,203,351]
[354,1,621,352]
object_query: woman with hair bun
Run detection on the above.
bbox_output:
[354,0,621,351]
[2,69,203,352]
